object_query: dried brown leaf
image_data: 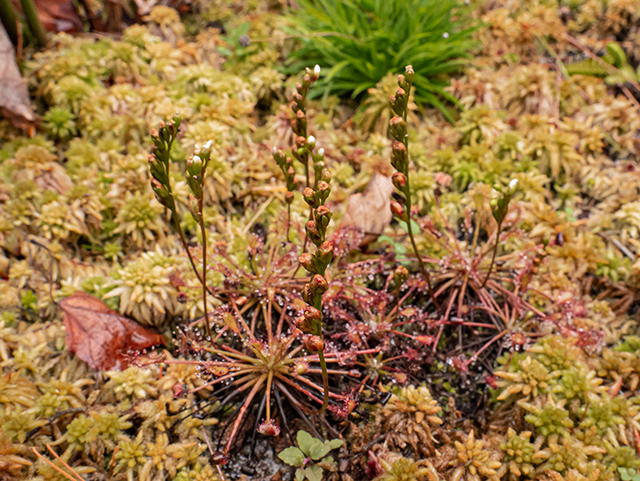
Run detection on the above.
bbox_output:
[59,291,165,371]
[0,25,36,131]
[337,173,394,247]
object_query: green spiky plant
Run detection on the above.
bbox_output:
[285,0,477,121]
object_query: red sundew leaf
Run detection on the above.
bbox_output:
[222,312,240,334]
[59,291,165,371]
[394,373,407,384]
[414,335,434,345]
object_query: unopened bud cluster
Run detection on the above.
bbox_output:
[273,148,296,204]
[291,66,320,135]
[298,151,334,315]
[186,140,213,222]
[491,179,518,226]
[296,128,334,350]
[148,115,182,213]
[388,66,415,222]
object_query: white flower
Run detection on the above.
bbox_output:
[317,148,325,157]
[193,155,202,163]
[442,32,449,39]
[272,146,278,155]
[509,178,519,191]
[314,65,321,77]
[204,140,213,150]
[307,135,316,146]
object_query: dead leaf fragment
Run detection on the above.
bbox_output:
[10,0,82,33]
[35,0,83,32]
[337,173,394,247]
[0,25,36,130]
[60,291,165,371]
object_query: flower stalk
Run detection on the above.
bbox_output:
[388,66,438,308]
[148,116,213,340]
[481,179,518,287]
[296,138,333,415]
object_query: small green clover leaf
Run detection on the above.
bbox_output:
[304,465,323,481]
[327,439,343,450]
[297,429,317,457]
[279,431,343,481]
[278,446,305,467]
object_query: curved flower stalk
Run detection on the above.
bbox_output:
[147,116,213,339]
[290,65,321,188]
[271,65,333,415]
[482,178,519,287]
[388,66,437,307]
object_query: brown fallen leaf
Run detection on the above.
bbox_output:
[59,291,165,371]
[36,0,83,33]
[10,0,83,33]
[0,25,36,131]
[335,173,394,248]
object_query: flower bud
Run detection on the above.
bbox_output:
[392,172,407,191]
[389,117,407,142]
[285,191,294,204]
[295,136,306,148]
[189,194,202,222]
[390,200,406,219]
[301,284,312,304]
[151,179,173,208]
[397,74,406,88]
[394,266,409,286]
[313,64,321,79]
[299,253,317,273]
[305,335,324,352]
[316,241,334,265]
[307,136,316,150]
[303,187,316,207]
[322,170,331,183]
[309,275,328,295]
[405,65,415,84]
[318,181,331,202]
[317,148,325,159]
[295,315,314,334]
[187,155,203,176]
[391,141,408,172]
[292,92,303,107]
[304,305,322,323]
[316,205,330,218]
[306,220,320,238]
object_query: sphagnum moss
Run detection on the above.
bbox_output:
[3,0,640,479]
